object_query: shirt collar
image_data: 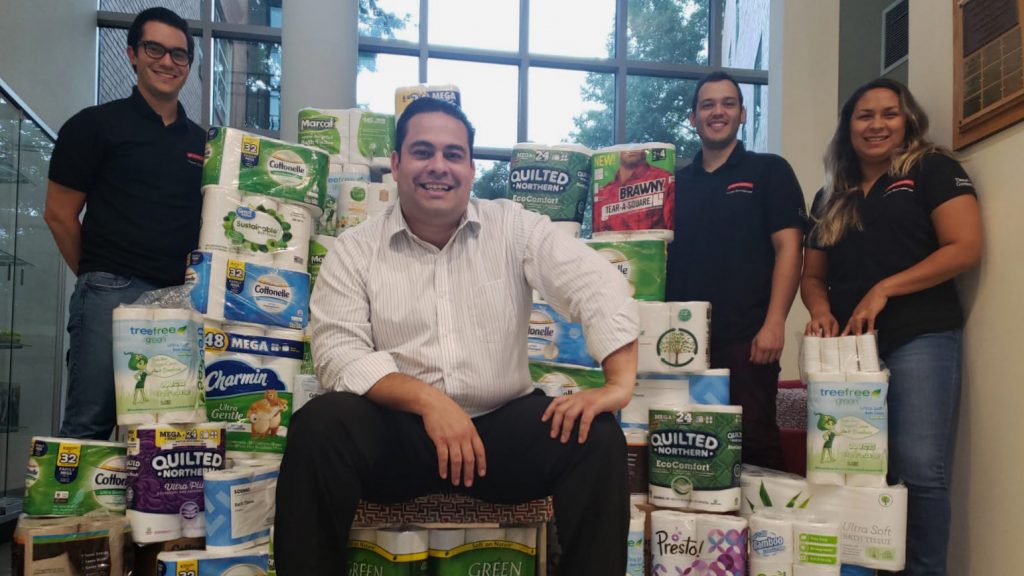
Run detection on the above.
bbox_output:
[129,86,190,129]
[690,140,747,173]
[385,197,482,247]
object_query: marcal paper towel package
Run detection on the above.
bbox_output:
[806,372,889,483]
[297,108,395,169]
[741,464,812,517]
[528,362,605,397]
[637,301,711,373]
[158,547,270,576]
[527,302,598,368]
[308,235,333,289]
[591,143,675,241]
[648,405,742,512]
[112,306,205,426]
[620,370,731,430]
[204,324,301,457]
[14,514,132,576]
[204,462,279,552]
[24,437,128,517]
[203,126,327,213]
[126,424,226,543]
[508,143,592,238]
[586,231,668,301]
[187,251,310,330]
[395,83,461,117]
[806,484,907,571]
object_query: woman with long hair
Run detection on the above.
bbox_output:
[802,78,982,575]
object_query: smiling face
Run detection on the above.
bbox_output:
[127,21,190,103]
[391,111,475,241]
[849,87,906,171]
[689,80,746,151]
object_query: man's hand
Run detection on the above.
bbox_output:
[542,381,633,444]
[420,391,487,487]
[750,317,785,364]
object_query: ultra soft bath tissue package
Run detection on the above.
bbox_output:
[507,143,592,237]
[806,484,907,571]
[528,361,605,396]
[806,372,889,484]
[591,143,676,241]
[741,464,813,517]
[203,126,327,213]
[24,437,128,517]
[620,370,730,430]
[297,108,395,168]
[204,324,301,457]
[527,301,599,368]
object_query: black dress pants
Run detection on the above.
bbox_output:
[273,389,629,575]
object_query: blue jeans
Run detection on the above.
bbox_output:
[882,330,962,576]
[61,272,162,439]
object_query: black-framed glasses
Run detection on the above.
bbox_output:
[137,40,191,66]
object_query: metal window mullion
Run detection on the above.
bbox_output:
[615,0,628,143]
[708,0,723,69]
[518,0,529,144]
[201,0,214,127]
[419,0,429,82]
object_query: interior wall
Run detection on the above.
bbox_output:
[908,1,1024,572]
[768,0,839,380]
[839,0,908,106]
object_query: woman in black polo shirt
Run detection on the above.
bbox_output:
[801,78,981,575]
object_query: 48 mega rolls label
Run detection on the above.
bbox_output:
[24,437,128,516]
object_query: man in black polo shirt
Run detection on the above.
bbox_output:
[666,72,806,470]
[43,7,204,439]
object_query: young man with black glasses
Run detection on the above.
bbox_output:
[44,7,205,440]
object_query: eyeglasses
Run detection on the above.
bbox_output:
[137,40,191,66]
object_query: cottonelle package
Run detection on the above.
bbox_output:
[528,361,605,397]
[586,231,668,301]
[203,126,327,214]
[527,301,599,368]
[24,438,128,517]
[297,108,395,169]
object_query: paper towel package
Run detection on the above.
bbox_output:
[14,514,132,576]
[203,126,327,213]
[348,528,428,576]
[204,463,279,552]
[586,231,668,301]
[297,108,395,169]
[395,83,462,117]
[204,325,301,457]
[158,547,270,576]
[528,361,605,396]
[527,301,599,368]
[806,372,889,482]
[307,235,333,289]
[24,437,128,517]
[112,305,205,425]
[741,464,813,517]
[806,484,907,571]
[620,370,730,430]
[590,143,676,241]
[507,143,592,236]
[426,527,537,576]
[637,301,711,373]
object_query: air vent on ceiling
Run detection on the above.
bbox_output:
[882,0,909,74]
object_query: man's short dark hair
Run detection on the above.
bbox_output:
[395,98,475,160]
[127,7,194,65]
[690,71,744,112]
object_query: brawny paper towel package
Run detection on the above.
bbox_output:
[24,437,128,517]
[806,484,907,571]
[507,143,592,237]
[591,143,676,241]
[620,370,731,430]
[637,301,711,373]
[528,361,605,396]
[158,547,270,576]
[297,108,395,169]
[740,464,813,517]
[806,372,889,485]
[203,126,327,213]
[586,231,668,301]
[527,301,599,368]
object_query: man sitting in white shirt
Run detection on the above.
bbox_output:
[274,97,639,576]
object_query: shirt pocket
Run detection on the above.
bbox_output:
[470,278,517,343]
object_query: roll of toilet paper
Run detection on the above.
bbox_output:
[272,202,313,272]
[236,195,279,265]
[338,180,369,230]
[376,527,429,560]
[350,528,377,544]
[465,528,506,544]
[428,528,466,552]
[855,334,880,372]
[199,185,244,254]
[806,484,906,571]
[553,221,582,238]
[837,336,858,372]
[740,465,811,517]
[505,527,536,548]
[750,511,795,563]
[750,559,793,576]
[650,510,699,572]
[793,516,841,569]
[820,338,840,373]
[627,507,646,576]
[802,336,823,375]
[637,301,711,373]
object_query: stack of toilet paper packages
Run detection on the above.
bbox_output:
[24,437,128,518]
[586,231,668,301]
[14,514,132,576]
[345,525,538,576]
[297,107,395,170]
[745,511,844,576]
[112,304,205,426]
[806,484,907,572]
[590,143,676,242]
[507,143,592,238]
[203,322,302,458]
[335,172,398,232]
[740,464,812,517]
[620,370,730,430]
[801,333,881,378]
[648,404,743,512]
[125,423,225,544]
[204,461,279,553]
[805,371,889,487]
[395,83,462,117]
[158,548,269,575]
[649,510,748,576]
[203,126,328,214]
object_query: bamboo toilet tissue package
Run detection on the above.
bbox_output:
[740,464,812,517]
[527,301,599,368]
[637,301,711,373]
[112,305,205,426]
[648,404,743,512]
[126,423,226,543]
[204,462,280,553]
[528,361,605,397]
[297,108,395,169]
[14,514,132,576]
[586,231,668,301]
[806,484,907,571]
[158,547,270,576]
[591,143,676,241]
[806,372,889,487]
[347,527,428,575]
[24,437,128,517]
[203,126,327,214]
[750,511,796,564]
[205,324,302,457]
[621,370,731,430]
[507,143,592,238]
[394,83,462,117]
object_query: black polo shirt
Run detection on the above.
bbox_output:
[49,87,204,286]
[666,142,806,346]
[807,152,976,356]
